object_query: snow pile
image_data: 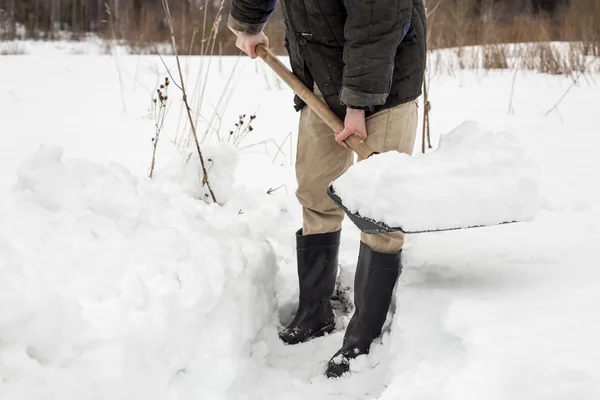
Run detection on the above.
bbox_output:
[156,142,239,204]
[0,145,276,399]
[331,121,541,232]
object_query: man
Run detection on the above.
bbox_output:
[228,0,427,378]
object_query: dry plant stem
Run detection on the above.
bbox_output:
[132,53,142,92]
[149,122,161,179]
[181,1,225,148]
[105,3,126,113]
[201,1,209,56]
[426,64,432,149]
[175,28,200,147]
[544,57,599,117]
[162,0,218,204]
[426,0,443,19]
[426,105,431,149]
[187,1,213,140]
[149,85,169,179]
[188,28,199,59]
[421,68,432,153]
[206,5,223,56]
[201,55,243,143]
[150,41,183,91]
[421,4,435,153]
[266,184,287,195]
[271,132,292,164]
[507,67,518,115]
[421,70,428,153]
[193,0,224,134]
[233,117,255,146]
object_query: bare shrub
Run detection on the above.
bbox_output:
[484,44,509,69]
[567,42,588,74]
[561,0,600,56]
[160,0,217,204]
[424,0,599,74]
[536,42,567,75]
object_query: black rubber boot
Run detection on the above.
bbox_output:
[325,241,402,378]
[278,229,340,345]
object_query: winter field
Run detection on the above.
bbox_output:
[1,40,599,399]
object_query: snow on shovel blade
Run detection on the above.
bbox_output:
[327,184,403,234]
[328,184,518,234]
[328,121,541,235]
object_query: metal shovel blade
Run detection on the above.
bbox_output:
[327,184,519,235]
[327,185,403,234]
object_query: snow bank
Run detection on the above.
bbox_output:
[0,145,276,399]
[331,121,540,233]
[155,142,239,204]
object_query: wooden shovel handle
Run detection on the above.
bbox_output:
[256,44,375,160]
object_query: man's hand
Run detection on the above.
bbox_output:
[335,108,367,149]
[234,31,269,59]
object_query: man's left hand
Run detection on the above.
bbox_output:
[335,108,367,149]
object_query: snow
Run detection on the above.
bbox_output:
[1,40,600,399]
[156,142,240,204]
[331,120,541,232]
[0,144,277,399]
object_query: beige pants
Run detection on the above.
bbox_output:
[295,87,418,254]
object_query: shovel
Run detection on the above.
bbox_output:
[256,44,397,233]
[255,44,530,234]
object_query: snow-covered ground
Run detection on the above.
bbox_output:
[1,41,599,399]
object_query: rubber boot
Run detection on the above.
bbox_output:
[278,229,340,345]
[325,241,402,378]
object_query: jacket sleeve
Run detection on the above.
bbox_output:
[340,0,413,108]
[228,0,277,34]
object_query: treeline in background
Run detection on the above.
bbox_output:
[1,0,598,61]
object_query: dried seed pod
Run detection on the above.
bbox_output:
[160,84,165,89]
[250,114,256,120]
[248,126,254,132]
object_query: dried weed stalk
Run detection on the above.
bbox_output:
[104,3,126,113]
[161,0,217,203]
[544,56,600,117]
[148,77,170,179]
[228,113,256,146]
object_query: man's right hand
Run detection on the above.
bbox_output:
[234,31,269,59]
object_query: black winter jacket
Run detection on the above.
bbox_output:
[228,0,427,120]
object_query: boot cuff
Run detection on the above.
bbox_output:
[359,241,402,270]
[296,229,341,250]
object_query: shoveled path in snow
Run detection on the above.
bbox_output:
[239,207,600,399]
[235,67,600,398]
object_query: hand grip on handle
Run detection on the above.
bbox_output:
[255,43,376,160]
